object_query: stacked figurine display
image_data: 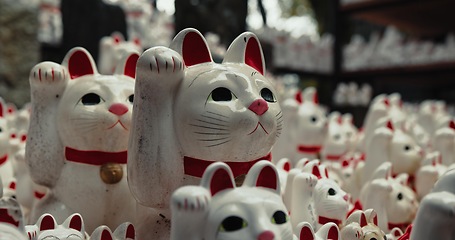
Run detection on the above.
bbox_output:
[2,27,455,240]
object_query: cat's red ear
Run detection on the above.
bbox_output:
[38,214,56,231]
[0,97,6,118]
[170,28,213,67]
[112,222,135,239]
[302,87,318,104]
[243,161,280,194]
[297,222,314,240]
[91,226,113,240]
[114,51,140,79]
[200,162,235,196]
[223,32,266,75]
[62,213,84,233]
[62,47,97,79]
[360,212,368,227]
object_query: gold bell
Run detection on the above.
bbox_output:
[100,163,123,184]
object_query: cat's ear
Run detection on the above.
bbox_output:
[113,222,136,240]
[169,28,213,67]
[297,222,315,240]
[200,162,235,196]
[316,222,340,240]
[360,212,368,227]
[114,51,140,78]
[37,213,57,231]
[111,32,125,44]
[302,87,319,104]
[0,97,6,118]
[62,213,84,234]
[243,160,280,194]
[364,209,378,226]
[62,47,98,79]
[371,162,392,180]
[222,32,266,75]
[91,226,114,240]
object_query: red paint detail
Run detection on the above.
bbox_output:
[34,191,45,199]
[318,216,342,226]
[383,98,390,107]
[51,68,54,80]
[8,181,15,190]
[40,215,55,231]
[328,225,339,240]
[299,225,314,240]
[109,103,129,116]
[450,120,455,130]
[69,215,82,231]
[10,133,16,139]
[387,121,394,131]
[133,37,141,46]
[184,153,272,179]
[373,215,378,226]
[65,147,127,165]
[0,209,20,227]
[113,35,121,44]
[0,155,8,165]
[182,32,212,66]
[312,166,322,179]
[21,135,27,142]
[297,145,321,154]
[325,154,344,161]
[388,222,410,231]
[313,92,319,104]
[248,99,268,116]
[283,162,291,172]
[346,200,363,218]
[245,37,264,75]
[295,92,303,104]
[124,54,139,78]
[256,165,277,190]
[324,168,329,178]
[40,3,60,13]
[343,194,349,201]
[399,99,403,108]
[68,50,94,79]
[7,107,13,114]
[257,230,274,240]
[126,224,135,239]
[0,102,3,117]
[341,160,349,168]
[101,229,113,240]
[360,213,368,227]
[210,169,234,196]
[337,116,342,125]
[248,122,269,135]
[397,225,412,240]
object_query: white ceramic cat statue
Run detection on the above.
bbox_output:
[0,196,26,239]
[433,120,455,166]
[25,213,87,240]
[170,160,294,240]
[297,222,340,240]
[98,32,142,75]
[272,87,327,164]
[321,112,349,163]
[90,222,136,240]
[26,47,139,232]
[411,168,455,240]
[415,151,447,200]
[0,97,15,189]
[128,28,281,238]
[342,209,387,240]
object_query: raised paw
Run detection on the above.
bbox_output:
[171,186,211,212]
[296,172,318,190]
[136,46,184,85]
[29,62,68,96]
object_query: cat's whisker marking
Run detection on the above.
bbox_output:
[206,139,231,147]
[197,137,230,142]
[195,119,227,127]
[193,132,230,135]
[275,111,282,117]
[200,115,229,123]
[189,124,228,131]
[206,111,229,119]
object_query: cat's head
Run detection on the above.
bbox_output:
[169,29,281,161]
[57,47,139,152]
[33,213,86,240]
[322,112,349,161]
[201,161,294,240]
[389,121,424,175]
[99,32,142,75]
[386,174,418,230]
[0,98,11,157]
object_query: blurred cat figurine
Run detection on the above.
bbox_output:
[90,222,136,240]
[170,161,294,240]
[297,222,340,240]
[26,213,87,240]
[129,28,281,238]
[0,97,15,189]
[26,47,139,232]
[98,32,142,75]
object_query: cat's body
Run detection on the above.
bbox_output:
[129,28,281,238]
[26,47,139,232]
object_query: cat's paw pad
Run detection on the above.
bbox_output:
[171,186,211,212]
[141,46,184,76]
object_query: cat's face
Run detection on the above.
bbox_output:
[57,74,134,152]
[314,178,349,221]
[175,63,281,161]
[295,102,326,147]
[390,129,423,175]
[206,188,293,240]
[386,180,418,225]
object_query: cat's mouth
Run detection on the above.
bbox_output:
[248,122,269,135]
[108,120,128,131]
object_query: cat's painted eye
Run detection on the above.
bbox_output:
[0,127,2,132]
[81,93,102,105]
[219,216,248,232]
[328,188,336,196]
[370,238,377,240]
[271,211,288,224]
[260,88,276,103]
[310,116,318,123]
[128,94,134,103]
[334,134,341,140]
[403,145,411,151]
[209,87,235,102]
[397,193,403,200]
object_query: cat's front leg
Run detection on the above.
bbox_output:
[290,172,318,233]
[26,62,67,188]
[170,186,211,240]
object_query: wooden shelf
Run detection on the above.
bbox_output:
[341,61,455,77]
[341,0,455,37]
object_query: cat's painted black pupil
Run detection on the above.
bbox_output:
[311,116,318,123]
[211,87,232,101]
[0,127,2,132]
[221,216,244,231]
[128,94,134,103]
[404,145,411,151]
[272,211,287,224]
[370,238,377,240]
[81,93,101,105]
[383,236,387,240]
[397,193,403,200]
[328,188,336,196]
[260,88,275,102]
[334,134,341,140]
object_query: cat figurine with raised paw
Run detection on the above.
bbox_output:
[26,47,139,232]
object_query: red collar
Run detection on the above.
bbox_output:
[184,153,272,178]
[325,153,344,161]
[65,147,127,165]
[0,209,19,227]
[388,222,410,231]
[34,191,46,200]
[318,216,342,226]
[298,145,321,154]
[0,154,8,165]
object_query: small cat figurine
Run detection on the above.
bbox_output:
[98,32,142,75]
[297,222,340,240]
[26,47,139,232]
[26,213,87,240]
[170,160,294,240]
[342,209,387,240]
[128,28,281,238]
[90,222,136,240]
[321,112,349,163]
[0,98,15,189]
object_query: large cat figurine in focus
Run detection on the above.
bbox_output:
[128,28,282,238]
[26,46,139,233]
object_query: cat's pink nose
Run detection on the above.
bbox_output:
[343,194,350,201]
[109,103,128,116]
[248,99,268,116]
[258,231,274,240]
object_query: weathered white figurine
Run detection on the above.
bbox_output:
[129,28,282,239]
